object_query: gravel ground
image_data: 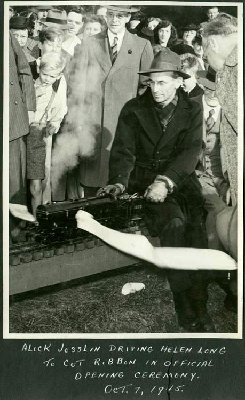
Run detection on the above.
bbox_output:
[9,264,237,334]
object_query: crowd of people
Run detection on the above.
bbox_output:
[9,4,239,332]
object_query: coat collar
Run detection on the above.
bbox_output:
[91,31,112,74]
[135,89,192,148]
[92,29,135,75]
[110,29,134,72]
[134,89,162,145]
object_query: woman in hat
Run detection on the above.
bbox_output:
[171,24,198,56]
[10,15,38,62]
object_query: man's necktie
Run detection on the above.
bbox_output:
[111,35,118,64]
[206,109,216,132]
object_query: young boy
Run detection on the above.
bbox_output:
[27,52,67,217]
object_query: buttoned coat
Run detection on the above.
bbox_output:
[9,34,36,204]
[9,33,36,142]
[67,29,153,187]
[109,88,205,246]
[109,88,204,208]
[110,88,202,186]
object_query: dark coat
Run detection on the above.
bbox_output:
[67,29,154,187]
[9,33,36,142]
[109,88,204,209]
[171,42,196,56]
[9,34,36,204]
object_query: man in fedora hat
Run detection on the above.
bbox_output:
[40,9,68,31]
[62,4,153,199]
[100,50,214,332]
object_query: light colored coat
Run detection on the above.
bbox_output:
[216,46,238,205]
[67,29,153,188]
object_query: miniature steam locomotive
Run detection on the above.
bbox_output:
[10,194,147,267]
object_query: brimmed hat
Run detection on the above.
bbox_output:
[36,6,54,11]
[183,23,198,31]
[197,67,216,90]
[41,9,68,30]
[10,16,29,30]
[138,50,190,79]
[107,5,140,13]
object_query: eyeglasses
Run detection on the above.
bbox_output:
[107,11,128,20]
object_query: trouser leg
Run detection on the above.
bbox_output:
[145,200,213,332]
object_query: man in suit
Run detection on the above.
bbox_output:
[65,5,153,198]
[100,51,214,332]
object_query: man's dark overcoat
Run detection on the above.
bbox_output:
[9,33,36,204]
[109,88,205,242]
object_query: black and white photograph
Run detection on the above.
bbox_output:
[3,1,243,339]
[1,2,244,399]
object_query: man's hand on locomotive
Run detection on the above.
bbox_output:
[144,181,168,202]
[97,176,174,203]
[97,183,125,198]
[144,176,174,202]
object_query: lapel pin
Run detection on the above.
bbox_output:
[128,49,132,54]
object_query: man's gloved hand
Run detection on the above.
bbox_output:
[144,181,168,203]
[97,183,124,198]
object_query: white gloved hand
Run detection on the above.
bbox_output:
[144,181,168,203]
